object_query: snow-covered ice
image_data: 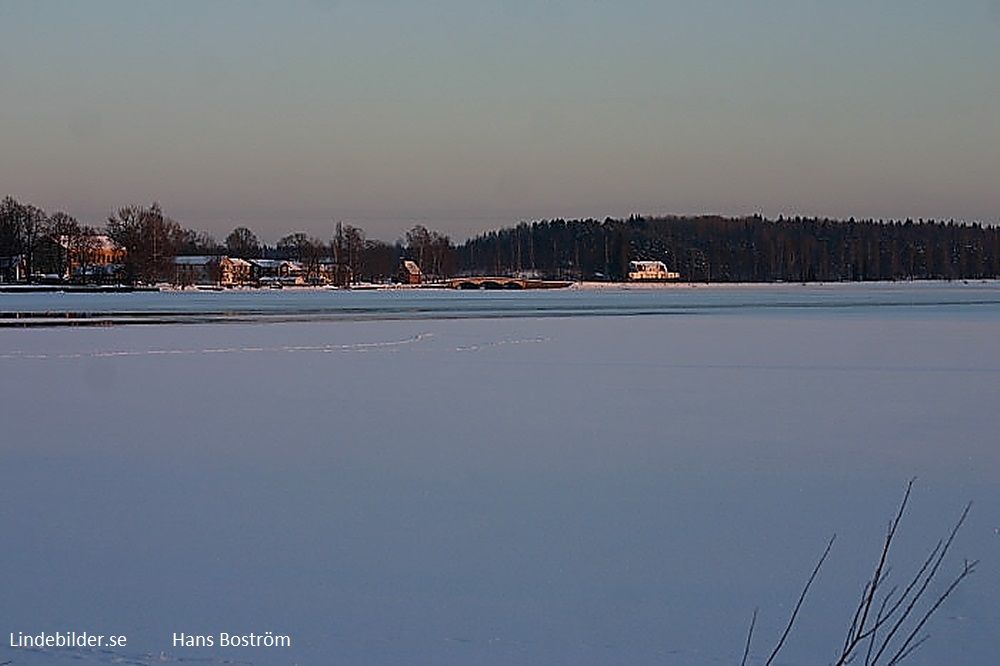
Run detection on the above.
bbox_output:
[1,284,998,665]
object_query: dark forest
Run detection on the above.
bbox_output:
[458,215,1000,282]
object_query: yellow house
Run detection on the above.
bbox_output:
[220,257,252,286]
[59,234,126,281]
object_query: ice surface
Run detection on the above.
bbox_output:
[1,285,998,665]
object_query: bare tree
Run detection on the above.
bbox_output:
[46,211,83,278]
[275,232,324,281]
[0,196,22,260]
[360,239,401,282]
[332,222,365,284]
[0,197,48,279]
[47,210,80,237]
[405,224,432,270]
[276,232,311,262]
[743,480,976,666]
[106,203,178,284]
[21,203,48,280]
[225,226,261,258]
[173,227,220,255]
[67,226,103,282]
[405,224,455,279]
[302,236,326,283]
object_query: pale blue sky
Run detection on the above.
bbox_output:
[2,1,998,241]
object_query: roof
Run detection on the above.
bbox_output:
[174,255,220,266]
[58,234,122,252]
[401,260,421,275]
[248,259,285,269]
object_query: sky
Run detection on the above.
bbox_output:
[2,1,999,243]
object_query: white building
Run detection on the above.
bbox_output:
[627,260,680,281]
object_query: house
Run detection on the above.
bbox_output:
[173,256,257,288]
[174,255,222,287]
[279,261,305,285]
[74,263,125,284]
[37,234,126,282]
[318,259,353,287]
[397,260,422,284]
[65,235,125,283]
[247,258,282,285]
[72,235,124,268]
[627,260,680,281]
[220,257,252,287]
[248,259,305,286]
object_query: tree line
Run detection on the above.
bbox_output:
[0,196,458,284]
[3,194,998,284]
[457,214,1000,282]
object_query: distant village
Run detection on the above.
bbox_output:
[0,198,467,288]
[1,229,435,289]
[0,197,679,289]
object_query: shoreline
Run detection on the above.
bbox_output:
[1,278,997,296]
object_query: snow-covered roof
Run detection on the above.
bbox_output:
[174,255,219,266]
[248,259,285,269]
[58,234,122,252]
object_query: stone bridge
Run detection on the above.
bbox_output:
[439,277,573,290]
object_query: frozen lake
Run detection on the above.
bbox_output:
[3,281,1000,326]
[2,283,998,665]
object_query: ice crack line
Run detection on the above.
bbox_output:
[0,333,434,361]
[455,336,549,352]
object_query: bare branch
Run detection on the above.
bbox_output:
[844,579,872,655]
[765,533,836,666]
[863,586,898,666]
[859,541,943,662]
[750,482,975,666]
[872,502,973,665]
[852,479,915,649]
[885,557,978,666]
[741,607,757,666]
[891,633,930,665]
